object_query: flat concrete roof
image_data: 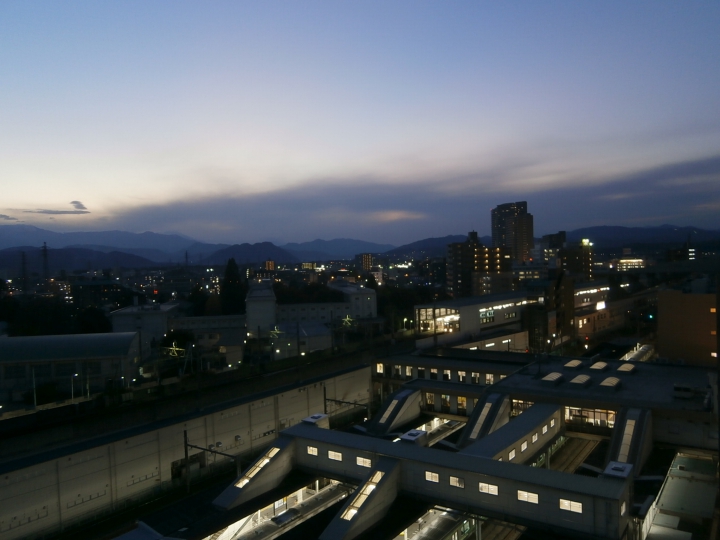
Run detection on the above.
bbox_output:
[246,285,276,300]
[284,423,626,500]
[459,403,559,458]
[491,356,714,413]
[111,303,179,314]
[0,332,137,363]
[402,379,489,398]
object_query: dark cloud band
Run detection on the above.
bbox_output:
[24,209,90,215]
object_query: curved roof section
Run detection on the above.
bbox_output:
[0,333,138,363]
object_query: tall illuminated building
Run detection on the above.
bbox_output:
[491,201,534,263]
[446,231,512,298]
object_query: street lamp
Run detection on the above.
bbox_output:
[403,318,407,331]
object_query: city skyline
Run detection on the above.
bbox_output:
[2,2,720,244]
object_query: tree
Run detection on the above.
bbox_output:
[187,285,208,316]
[220,258,246,314]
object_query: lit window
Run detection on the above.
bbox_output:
[449,476,464,488]
[341,471,384,521]
[376,363,383,374]
[542,424,548,434]
[379,400,399,424]
[521,441,528,452]
[307,446,318,456]
[711,308,717,313]
[532,433,538,443]
[551,419,555,428]
[518,490,539,504]
[406,366,412,377]
[425,471,439,483]
[356,456,372,468]
[328,450,343,461]
[560,499,583,513]
[621,501,627,516]
[509,449,516,461]
[235,447,280,488]
[479,482,498,495]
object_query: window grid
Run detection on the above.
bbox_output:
[479,482,498,495]
[307,446,318,456]
[449,476,464,488]
[560,499,583,513]
[425,471,439,483]
[521,441,528,452]
[356,456,372,468]
[509,449,516,461]
[328,450,343,461]
[518,490,539,504]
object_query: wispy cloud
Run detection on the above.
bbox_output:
[25,153,720,243]
[22,201,90,215]
[695,200,720,212]
[0,214,18,221]
[370,210,426,222]
[24,209,91,215]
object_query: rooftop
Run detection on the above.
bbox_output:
[492,357,714,413]
[415,290,536,310]
[0,332,138,363]
[111,302,180,314]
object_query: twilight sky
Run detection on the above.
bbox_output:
[2,2,719,245]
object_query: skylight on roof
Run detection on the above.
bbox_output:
[564,360,582,368]
[617,363,636,373]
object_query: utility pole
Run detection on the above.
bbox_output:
[32,367,37,409]
[42,242,50,284]
[21,251,27,294]
[184,430,190,493]
[183,429,241,494]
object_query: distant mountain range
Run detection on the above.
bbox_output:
[565,225,720,249]
[0,224,718,276]
[281,238,396,260]
[383,235,471,259]
[0,246,157,275]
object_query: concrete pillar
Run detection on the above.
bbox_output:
[450,395,458,415]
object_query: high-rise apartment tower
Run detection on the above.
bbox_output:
[491,201,534,263]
